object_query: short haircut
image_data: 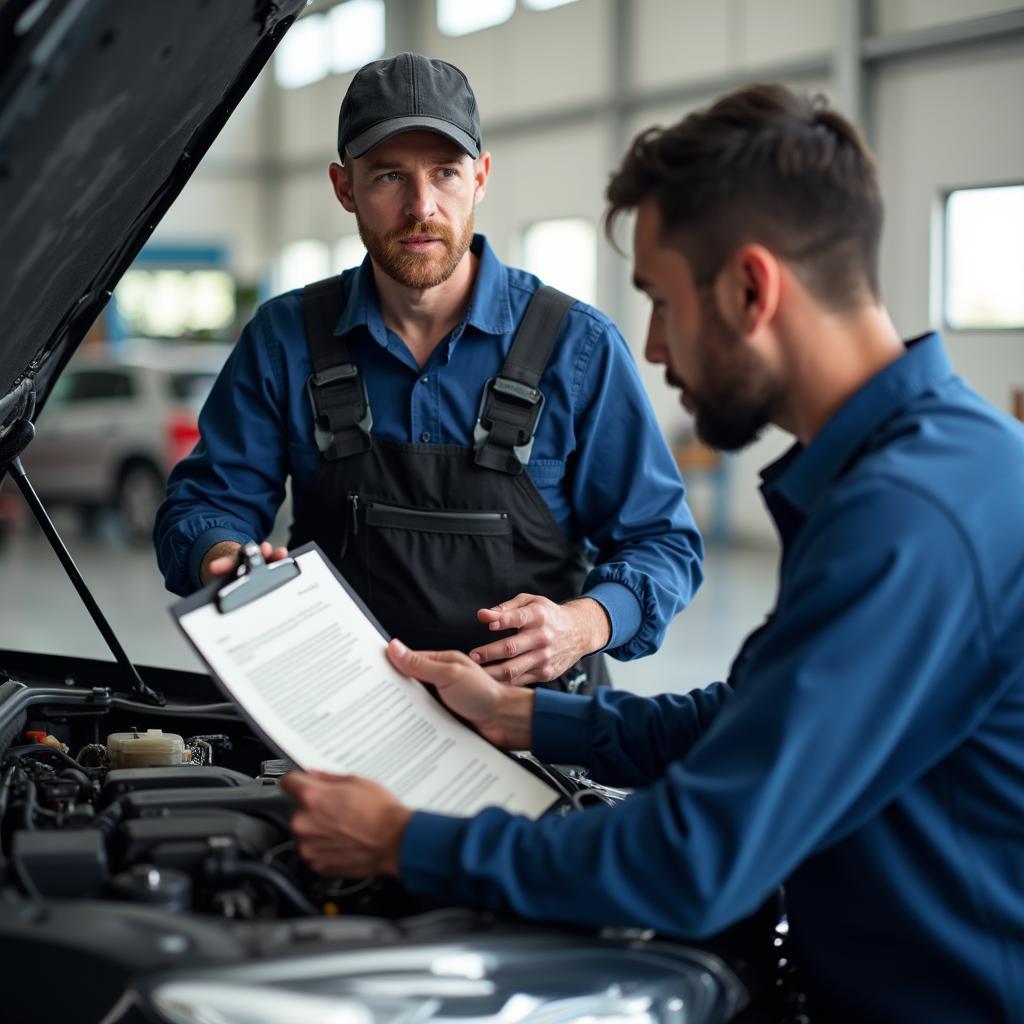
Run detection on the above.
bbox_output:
[606,84,884,311]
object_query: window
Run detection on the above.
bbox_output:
[522,0,579,9]
[53,370,134,404]
[277,240,331,294]
[274,14,331,90]
[438,0,514,36]
[275,2,385,89]
[330,0,385,74]
[167,372,218,405]
[945,184,1024,331]
[114,270,235,339]
[520,217,597,306]
[335,234,367,271]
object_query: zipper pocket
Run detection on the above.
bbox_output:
[362,500,510,536]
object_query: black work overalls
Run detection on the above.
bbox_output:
[288,275,610,694]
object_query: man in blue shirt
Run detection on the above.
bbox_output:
[154,53,703,692]
[283,84,1024,1021]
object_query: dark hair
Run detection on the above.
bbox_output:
[606,84,883,311]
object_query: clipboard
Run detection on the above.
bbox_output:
[173,540,391,635]
[170,540,394,767]
[169,542,558,818]
[214,542,301,613]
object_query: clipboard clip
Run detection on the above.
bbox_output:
[216,543,301,613]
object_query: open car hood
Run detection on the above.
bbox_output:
[0,0,305,434]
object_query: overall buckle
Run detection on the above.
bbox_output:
[306,364,373,458]
[473,375,546,473]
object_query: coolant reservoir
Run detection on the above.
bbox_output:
[106,728,186,768]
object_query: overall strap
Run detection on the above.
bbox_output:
[474,285,575,475]
[302,275,373,460]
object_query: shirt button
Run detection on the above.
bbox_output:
[420,432,431,443]
[420,376,428,384]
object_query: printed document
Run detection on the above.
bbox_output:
[173,545,556,818]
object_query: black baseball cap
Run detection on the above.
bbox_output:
[338,52,482,161]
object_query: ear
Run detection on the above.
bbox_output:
[714,243,780,338]
[329,161,357,213]
[472,151,491,205]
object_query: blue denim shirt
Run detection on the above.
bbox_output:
[154,236,703,659]
[401,333,1024,1021]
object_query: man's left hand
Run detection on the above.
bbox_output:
[280,771,413,877]
[470,595,611,685]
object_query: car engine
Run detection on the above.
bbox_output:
[0,668,621,925]
[0,671,393,923]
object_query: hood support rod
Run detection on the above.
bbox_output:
[0,417,165,707]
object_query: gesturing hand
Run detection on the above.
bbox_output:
[281,770,412,878]
[469,594,611,685]
[386,640,535,750]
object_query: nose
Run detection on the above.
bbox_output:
[644,313,667,367]
[404,177,437,223]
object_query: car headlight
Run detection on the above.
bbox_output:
[147,936,744,1024]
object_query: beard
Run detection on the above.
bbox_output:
[356,211,475,290]
[687,294,783,452]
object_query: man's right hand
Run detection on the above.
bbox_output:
[385,640,535,751]
[199,540,289,585]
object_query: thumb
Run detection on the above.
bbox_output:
[387,639,466,686]
[279,771,314,800]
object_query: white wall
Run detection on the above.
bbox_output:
[634,0,835,91]
[871,0,1024,33]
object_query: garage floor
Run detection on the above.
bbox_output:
[0,512,778,698]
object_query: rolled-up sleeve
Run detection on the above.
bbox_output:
[154,308,291,595]
[570,321,703,658]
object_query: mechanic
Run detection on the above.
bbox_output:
[154,52,702,694]
[281,84,1024,1023]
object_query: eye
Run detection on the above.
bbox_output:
[375,171,402,183]
[439,167,460,179]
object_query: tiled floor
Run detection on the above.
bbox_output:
[0,512,780,697]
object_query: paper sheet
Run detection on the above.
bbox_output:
[175,547,556,818]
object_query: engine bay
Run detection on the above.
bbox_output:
[0,670,444,926]
[0,655,626,927]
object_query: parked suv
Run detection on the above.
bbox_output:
[19,342,229,541]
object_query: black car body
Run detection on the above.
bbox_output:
[0,4,773,1022]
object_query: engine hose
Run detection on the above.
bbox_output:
[58,767,94,800]
[20,777,37,831]
[92,799,124,839]
[0,764,17,828]
[217,860,319,917]
[6,744,88,773]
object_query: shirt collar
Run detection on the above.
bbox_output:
[333,234,513,352]
[761,332,954,518]
[461,234,514,336]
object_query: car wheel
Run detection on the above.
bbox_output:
[115,461,165,544]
